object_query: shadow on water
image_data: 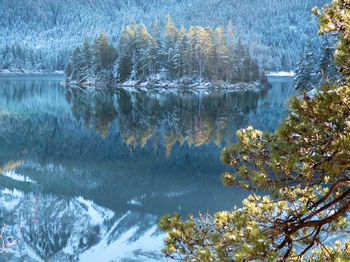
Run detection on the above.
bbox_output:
[0,75,294,261]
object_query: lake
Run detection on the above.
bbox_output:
[0,75,294,261]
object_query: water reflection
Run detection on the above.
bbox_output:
[0,75,293,261]
[67,86,277,155]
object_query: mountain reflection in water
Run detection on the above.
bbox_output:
[0,75,293,261]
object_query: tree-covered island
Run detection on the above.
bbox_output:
[64,15,268,90]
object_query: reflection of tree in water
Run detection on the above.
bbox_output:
[68,89,118,138]
[0,161,24,173]
[0,81,290,217]
[0,85,269,218]
[67,89,267,156]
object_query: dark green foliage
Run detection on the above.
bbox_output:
[64,63,72,80]
[294,39,317,90]
[93,31,117,81]
[82,36,93,74]
[319,38,338,81]
[71,47,83,80]
[67,33,117,83]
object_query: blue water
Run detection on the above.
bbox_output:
[0,75,294,261]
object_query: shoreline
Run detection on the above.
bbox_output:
[266,71,295,77]
[0,69,64,76]
[0,70,283,93]
[62,79,272,93]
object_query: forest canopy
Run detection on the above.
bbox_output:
[0,0,326,72]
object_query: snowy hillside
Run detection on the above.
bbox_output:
[0,0,329,71]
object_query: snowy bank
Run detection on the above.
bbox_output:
[0,69,64,75]
[267,71,295,77]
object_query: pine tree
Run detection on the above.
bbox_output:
[226,19,235,55]
[65,63,72,80]
[319,38,338,81]
[164,14,179,79]
[242,47,252,82]
[82,36,93,75]
[193,26,213,79]
[71,47,83,80]
[216,26,231,81]
[186,26,196,77]
[138,23,155,79]
[152,17,164,72]
[250,59,260,81]
[294,39,316,90]
[159,1,350,260]
[233,37,245,82]
[93,30,117,81]
[116,25,135,81]
[205,26,216,80]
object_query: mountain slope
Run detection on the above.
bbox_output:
[0,0,329,71]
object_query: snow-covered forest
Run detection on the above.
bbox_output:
[293,38,338,90]
[67,18,264,84]
[0,0,329,72]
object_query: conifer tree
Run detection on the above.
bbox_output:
[71,47,82,80]
[250,59,260,81]
[139,24,156,79]
[82,36,93,75]
[242,47,252,82]
[294,39,317,90]
[319,38,338,81]
[205,26,216,80]
[117,25,135,81]
[233,37,245,82]
[177,26,189,79]
[186,25,196,77]
[193,26,213,79]
[226,19,235,55]
[152,17,164,71]
[64,63,72,80]
[211,26,229,81]
[165,14,179,79]
[93,30,117,81]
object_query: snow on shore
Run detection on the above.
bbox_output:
[0,69,64,75]
[267,71,295,77]
[64,78,271,94]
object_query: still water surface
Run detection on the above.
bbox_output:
[0,75,293,261]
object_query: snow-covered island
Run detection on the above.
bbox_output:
[63,17,271,93]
